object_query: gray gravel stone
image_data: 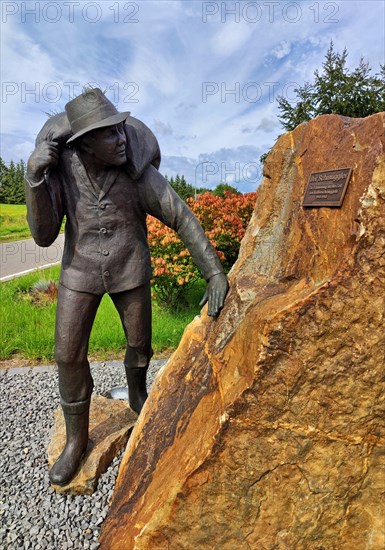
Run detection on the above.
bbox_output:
[31,365,55,374]
[6,367,31,376]
[0,359,166,548]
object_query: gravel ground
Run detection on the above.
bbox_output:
[0,359,166,550]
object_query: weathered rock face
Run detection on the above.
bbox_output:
[48,395,137,495]
[100,113,385,549]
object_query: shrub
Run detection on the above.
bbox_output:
[17,279,58,307]
[188,191,257,271]
[147,216,201,307]
[147,191,257,307]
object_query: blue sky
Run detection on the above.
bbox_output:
[1,0,384,191]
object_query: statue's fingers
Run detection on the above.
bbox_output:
[215,289,227,316]
[48,151,59,162]
[212,292,219,316]
[207,292,214,316]
[199,289,209,307]
[47,145,59,164]
[46,142,59,153]
[209,290,221,317]
[216,293,224,315]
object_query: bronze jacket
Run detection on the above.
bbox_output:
[25,148,223,295]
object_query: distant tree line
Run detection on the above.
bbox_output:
[165,173,241,201]
[0,157,243,206]
[0,158,26,204]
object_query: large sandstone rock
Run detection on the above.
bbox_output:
[48,395,137,495]
[100,113,385,549]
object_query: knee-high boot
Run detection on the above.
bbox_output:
[49,396,91,486]
[125,366,148,414]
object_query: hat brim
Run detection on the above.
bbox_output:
[66,112,130,144]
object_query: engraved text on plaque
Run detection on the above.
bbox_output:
[303,168,352,207]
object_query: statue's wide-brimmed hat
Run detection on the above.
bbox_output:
[65,88,130,143]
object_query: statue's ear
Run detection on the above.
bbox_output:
[123,116,161,180]
[35,112,73,147]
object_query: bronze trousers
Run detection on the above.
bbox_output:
[54,282,152,402]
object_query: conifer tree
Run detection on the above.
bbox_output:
[0,157,26,204]
[277,42,385,132]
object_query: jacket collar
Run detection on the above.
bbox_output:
[70,150,119,200]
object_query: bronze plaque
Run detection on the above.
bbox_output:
[303,168,352,207]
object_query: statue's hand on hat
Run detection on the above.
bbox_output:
[26,133,59,185]
[199,272,229,317]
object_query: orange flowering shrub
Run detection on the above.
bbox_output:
[147,191,258,307]
[146,215,200,306]
[188,191,257,271]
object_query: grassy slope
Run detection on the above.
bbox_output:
[0,204,31,243]
[0,265,205,361]
[0,204,66,243]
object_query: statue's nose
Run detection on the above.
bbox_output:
[118,133,126,146]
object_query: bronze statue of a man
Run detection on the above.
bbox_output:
[25,88,228,486]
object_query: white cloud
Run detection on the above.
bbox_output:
[0,0,384,186]
[152,120,173,137]
[161,144,263,193]
[272,40,292,59]
[210,22,254,57]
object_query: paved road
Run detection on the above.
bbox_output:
[0,234,65,282]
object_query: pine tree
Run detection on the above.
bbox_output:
[277,42,385,131]
[0,158,9,203]
[169,173,196,201]
[0,158,26,204]
[15,159,26,203]
[163,173,229,201]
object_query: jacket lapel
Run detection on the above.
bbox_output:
[70,151,119,199]
[71,152,99,199]
[98,168,119,199]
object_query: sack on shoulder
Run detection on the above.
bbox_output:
[35,113,161,180]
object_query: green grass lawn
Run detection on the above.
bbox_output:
[0,203,65,243]
[0,203,31,243]
[0,265,205,362]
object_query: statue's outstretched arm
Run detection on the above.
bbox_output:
[139,165,229,316]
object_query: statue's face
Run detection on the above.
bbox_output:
[81,123,127,166]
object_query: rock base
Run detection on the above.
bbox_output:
[48,395,137,495]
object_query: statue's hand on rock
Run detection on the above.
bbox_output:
[199,272,229,317]
[26,138,59,184]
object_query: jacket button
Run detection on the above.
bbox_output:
[104,270,110,277]
[102,250,109,256]
[100,227,107,234]
[99,203,106,210]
